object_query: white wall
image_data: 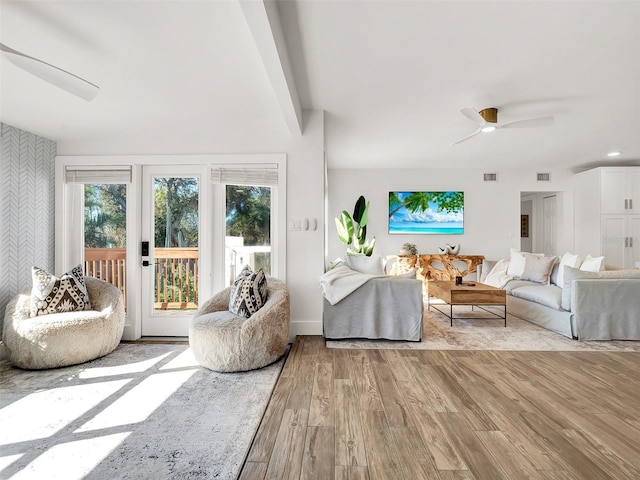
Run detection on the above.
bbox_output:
[327,168,576,265]
[284,111,325,335]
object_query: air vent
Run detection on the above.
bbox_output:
[537,172,551,182]
[483,173,498,182]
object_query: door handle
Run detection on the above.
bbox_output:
[630,199,633,210]
[625,199,628,210]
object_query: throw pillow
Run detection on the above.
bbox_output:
[580,254,605,272]
[347,254,384,275]
[551,252,582,286]
[506,249,544,277]
[237,264,253,277]
[229,269,268,318]
[520,255,557,284]
[31,264,91,317]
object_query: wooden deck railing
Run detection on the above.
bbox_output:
[154,247,198,310]
[84,248,127,306]
[84,247,199,310]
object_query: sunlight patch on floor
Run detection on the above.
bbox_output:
[159,347,198,370]
[9,433,131,480]
[0,380,130,445]
[76,369,198,432]
[79,351,177,379]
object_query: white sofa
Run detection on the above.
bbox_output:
[481,260,640,341]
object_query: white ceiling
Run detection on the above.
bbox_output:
[1,0,639,171]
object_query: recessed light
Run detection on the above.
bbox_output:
[481,126,496,133]
[607,151,621,157]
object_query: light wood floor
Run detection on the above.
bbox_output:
[239,335,640,480]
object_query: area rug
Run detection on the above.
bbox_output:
[326,306,640,351]
[0,343,285,480]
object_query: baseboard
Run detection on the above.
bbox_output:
[291,320,323,337]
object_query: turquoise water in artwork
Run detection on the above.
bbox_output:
[389,221,464,235]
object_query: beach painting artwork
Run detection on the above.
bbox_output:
[389,191,464,234]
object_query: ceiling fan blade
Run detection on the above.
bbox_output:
[449,128,482,146]
[0,42,99,101]
[460,107,486,126]
[500,116,554,129]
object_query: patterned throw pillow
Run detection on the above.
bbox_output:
[229,269,268,318]
[31,264,92,317]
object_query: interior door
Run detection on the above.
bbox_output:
[141,166,207,336]
[542,195,557,255]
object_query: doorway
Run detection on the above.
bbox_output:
[520,191,560,255]
[141,166,207,336]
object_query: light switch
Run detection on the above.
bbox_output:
[289,220,301,231]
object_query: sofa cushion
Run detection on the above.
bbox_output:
[509,284,563,310]
[30,264,92,317]
[503,279,541,293]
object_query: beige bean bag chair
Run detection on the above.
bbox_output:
[3,277,125,370]
[190,276,290,372]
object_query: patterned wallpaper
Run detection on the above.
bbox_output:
[0,123,56,338]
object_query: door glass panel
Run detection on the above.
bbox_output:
[225,185,271,285]
[84,184,127,309]
[153,177,199,312]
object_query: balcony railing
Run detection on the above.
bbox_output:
[84,247,199,310]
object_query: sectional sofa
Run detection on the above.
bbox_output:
[481,253,640,341]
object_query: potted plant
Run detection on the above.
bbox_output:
[400,243,417,256]
[335,195,376,256]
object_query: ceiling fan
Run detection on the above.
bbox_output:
[0,42,99,101]
[450,107,553,146]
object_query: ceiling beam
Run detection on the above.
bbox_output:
[239,0,303,135]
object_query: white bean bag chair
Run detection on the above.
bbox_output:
[3,277,125,370]
[190,276,290,372]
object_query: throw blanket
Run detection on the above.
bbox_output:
[483,258,513,288]
[319,265,381,305]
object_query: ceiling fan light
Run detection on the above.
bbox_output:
[607,151,621,157]
[481,125,496,133]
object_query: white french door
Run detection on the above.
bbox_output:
[58,155,285,340]
[141,165,210,336]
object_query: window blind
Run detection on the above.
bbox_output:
[210,165,278,187]
[65,166,132,184]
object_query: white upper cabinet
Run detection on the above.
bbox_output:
[575,167,640,268]
[601,169,640,214]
